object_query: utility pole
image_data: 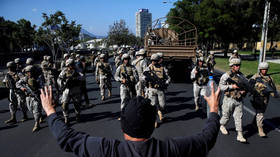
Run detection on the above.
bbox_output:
[259,0,271,64]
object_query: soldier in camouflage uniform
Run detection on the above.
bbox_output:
[206,51,216,74]
[3,61,28,124]
[229,49,241,62]
[144,54,170,126]
[57,59,83,124]
[190,56,209,111]
[114,54,138,110]
[219,58,247,143]
[60,53,70,71]
[132,50,148,96]
[14,58,23,72]
[114,50,123,68]
[249,62,278,137]
[16,65,43,132]
[93,52,101,68]
[96,54,113,101]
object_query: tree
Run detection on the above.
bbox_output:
[107,19,141,46]
[36,11,81,62]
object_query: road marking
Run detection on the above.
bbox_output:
[243,105,280,133]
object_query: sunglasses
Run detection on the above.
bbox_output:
[234,64,241,67]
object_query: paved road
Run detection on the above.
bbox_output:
[0,69,280,157]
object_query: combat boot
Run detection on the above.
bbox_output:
[39,116,44,124]
[195,104,199,111]
[258,126,266,137]
[237,131,247,143]
[32,122,41,132]
[76,114,80,123]
[64,116,69,124]
[101,96,105,101]
[5,113,17,124]
[20,113,28,122]
[108,90,112,98]
[220,125,228,135]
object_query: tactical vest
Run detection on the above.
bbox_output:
[27,77,39,92]
[195,66,209,86]
[98,62,110,75]
[6,72,19,89]
[254,73,273,96]
[120,64,134,82]
[224,71,244,100]
[150,64,164,79]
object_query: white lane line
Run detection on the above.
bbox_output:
[243,105,280,133]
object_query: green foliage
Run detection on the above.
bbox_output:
[107,19,143,46]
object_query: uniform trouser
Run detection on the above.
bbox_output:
[81,80,89,104]
[26,96,41,122]
[8,90,27,115]
[252,95,269,128]
[147,88,166,111]
[120,84,135,110]
[193,83,207,109]
[99,75,112,96]
[220,96,243,132]
[61,88,81,117]
[136,81,145,96]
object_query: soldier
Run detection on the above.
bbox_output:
[96,54,113,101]
[93,52,101,68]
[16,65,43,132]
[206,51,216,74]
[128,47,135,61]
[3,61,28,124]
[229,49,241,61]
[144,53,170,126]
[60,53,70,71]
[57,59,83,124]
[79,56,92,107]
[114,54,138,110]
[132,50,148,96]
[114,50,123,68]
[249,62,278,137]
[190,57,209,111]
[219,58,248,143]
[41,55,48,66]
[14,58,23,72]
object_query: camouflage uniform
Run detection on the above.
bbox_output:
[219,58,247,142]
[3,62,28,124]
[144,54,170,125]
[16,65,43,132]
[132,50,148,96]
[60,54,70,71]
[190,57,209,111]
[57,59,83,124]
[93,52,101,68]
[114,54,138,110]
[96,54,112,101]
[249,62,278,137]
[114,51,123,68]
[206,52,216,74]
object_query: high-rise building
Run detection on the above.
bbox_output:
[136,9,152,38]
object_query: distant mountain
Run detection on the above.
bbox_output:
[80,28,106,39]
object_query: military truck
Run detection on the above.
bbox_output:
[144,16,197,82]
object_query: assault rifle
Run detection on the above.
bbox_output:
[226,75,254,94]
[255,77,276,95]
[143,70,167,90]
[21,83,41,102]
[121,72,136,95]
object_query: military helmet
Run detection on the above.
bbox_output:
[229,58,241,66]
[41,62,49,69]
[14,58,20,64]
[65,59,75,67]
[135,51,140,56]
[76,54,80,58]
[117,50,123,55]
[198,57,204,62]
[157,52,163,58]
[258,62,269,70]
[7,61,16,68]
[151,54,159,61]
[43,55,48,60]
[100,54,106,59]
[121,53,130,60]
[233,50,238,54]
[64,53,70,59]
[97,51,101,55]
[25,65,34,72]
[46,56,51,61]
[26,58,34,65]
[139,49,146,55]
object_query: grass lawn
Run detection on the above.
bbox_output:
[238,50,280,56]
[215,57,280,90]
